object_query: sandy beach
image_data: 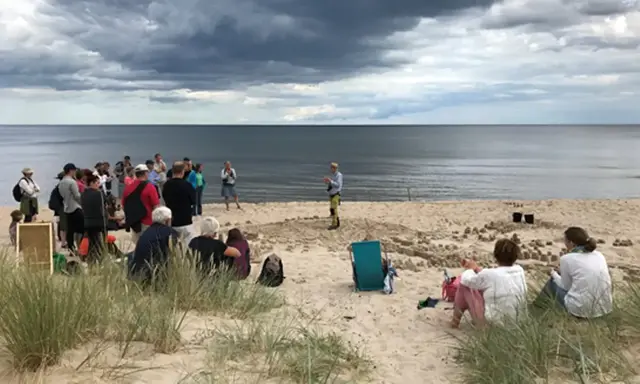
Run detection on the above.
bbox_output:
[1,198,640,383]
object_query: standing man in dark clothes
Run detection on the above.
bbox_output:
[162,161,197,245]
[58,163,84,251]
[122,164,160,244]
[81,174,107,263]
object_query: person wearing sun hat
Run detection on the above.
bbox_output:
[18,167,40,222]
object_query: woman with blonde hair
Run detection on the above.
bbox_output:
[188,217,241,275]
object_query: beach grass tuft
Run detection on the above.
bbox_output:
[197,312,372,383]
[0,246,285,373]
[455,280,640,384]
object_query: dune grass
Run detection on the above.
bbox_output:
[455,279,640,384]
[191,313,371,384]
[0,247,284,372]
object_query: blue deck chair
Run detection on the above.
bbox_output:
[350,240,385,292]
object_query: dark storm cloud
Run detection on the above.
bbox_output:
[2,0,499,91]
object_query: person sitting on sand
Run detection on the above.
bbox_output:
[534,227,612,319]
[226,228,251,279]
[129,206,179,286]
[451,239,527,328]
[9,209,24,247]
[188,217,241,276]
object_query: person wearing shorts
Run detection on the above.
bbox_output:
[221,161,241,211]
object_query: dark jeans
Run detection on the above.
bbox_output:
[85,227,105,264]
[194,186,204,216]
[65,209,84,251]
[534,278,568,309]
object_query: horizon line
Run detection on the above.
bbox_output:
[1,123,639,127]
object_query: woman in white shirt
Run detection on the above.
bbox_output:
[18,167,40,222]
[537,227,612,319]
[451,239,527,328]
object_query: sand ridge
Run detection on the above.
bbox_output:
[1,198,640,383]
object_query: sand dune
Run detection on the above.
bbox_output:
[1,199,639,383]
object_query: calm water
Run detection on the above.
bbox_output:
[1,125,639,205]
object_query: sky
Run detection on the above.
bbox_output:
[1,0,640,125]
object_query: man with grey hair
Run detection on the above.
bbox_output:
[323,162,343,230]
[129,206,180,285]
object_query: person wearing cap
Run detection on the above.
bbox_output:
[59,163,84,251]
[122,163,160,244]
[323,162,343,230]
[18,167,40,223]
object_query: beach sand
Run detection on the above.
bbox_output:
[1,199,640,383]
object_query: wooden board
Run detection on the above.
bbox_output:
[16,222,54,275]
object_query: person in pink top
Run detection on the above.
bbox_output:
[451,238,526,328]
[124,166,135,186]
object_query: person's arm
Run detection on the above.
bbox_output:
[188,182,196,205]
[147,184,160,208]
[553,257,573,290]
[460,268,492,291]
[224,245,241,258]
[70,180,82,203]
[188,172,197,189]
[33,180,40,192]
[19,179,34,196]
[221,169,228,180]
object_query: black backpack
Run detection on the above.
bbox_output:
[123,181,149,233]
[12,178,25,202]
[257,254,285,287]
[48,185,64,213]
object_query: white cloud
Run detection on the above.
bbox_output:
[1,0,639,124]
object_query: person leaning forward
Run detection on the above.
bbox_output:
[323,162,343,230]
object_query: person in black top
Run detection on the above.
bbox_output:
[81,174,107,263]
[188,216,240,276]
[162,161,197,244]
[130,206,179,286]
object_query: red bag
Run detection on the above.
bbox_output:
[442,276,460,302]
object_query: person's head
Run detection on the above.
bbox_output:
[330,162,338,173]
[10,209,24,223]
[224,161,231,170]
[83,169,94,182]
[95,162,103,171]
[195,163,203,173]
[172,161,186,178]
[134,164,149,180]
[21,167,34,178]
[86,174,100,190]
[151,206,172,226]
[124,155,131,164]
[63,163,77,177]
[103,162,110,171]
[145,160,154,171]
[183,157,192,171]
[75,169,84,181]
[564,227,597,252]
[200,217,220,238]
[125,166,134,177]
[154,153,162,162]
[226,228,245,243]
[493,238,521,267]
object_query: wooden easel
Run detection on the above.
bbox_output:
[16,222,54,275]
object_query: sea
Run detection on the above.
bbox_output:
[1,125,639,205]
